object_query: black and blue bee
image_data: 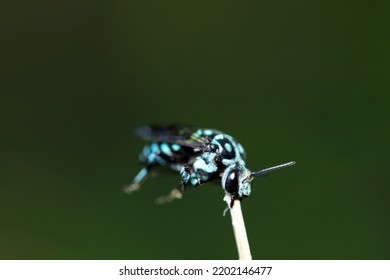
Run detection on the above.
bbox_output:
[125,125,295,208]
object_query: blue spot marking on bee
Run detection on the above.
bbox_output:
[203,129,213,136]
[160,143,172,156]
[237,143,244,154]
[224,143,232,152]
[191,178,199,185]
[171,144,181,151]
[151,143,159,152]
[148,152,156,163]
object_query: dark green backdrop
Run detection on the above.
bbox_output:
[1,1,389,259]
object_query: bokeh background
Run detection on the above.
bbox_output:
[1,1,389,259]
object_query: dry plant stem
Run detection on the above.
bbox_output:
[224,194,252,260]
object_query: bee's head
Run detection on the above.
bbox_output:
[222,165,253,199]
[222,161,296,201]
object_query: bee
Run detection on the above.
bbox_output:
[125,125,295,208]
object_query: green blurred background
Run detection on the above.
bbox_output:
[1,1,389,259]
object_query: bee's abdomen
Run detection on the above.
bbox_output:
[139,142,194,166]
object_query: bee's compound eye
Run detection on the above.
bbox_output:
[224,169,239,195]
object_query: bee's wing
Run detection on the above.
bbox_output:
[135,125,210,149]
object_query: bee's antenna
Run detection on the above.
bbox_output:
[251,161,296,177]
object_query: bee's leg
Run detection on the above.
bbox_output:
[222,194,238,216]
[180,165,190,192]
[154,188,183,205]
[222,200,237,215]
[180,181,187,193]
[123,166,151,194]
[154,164,192,205]
[180,164,201,192]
